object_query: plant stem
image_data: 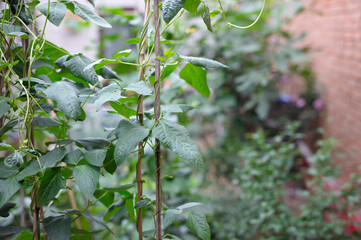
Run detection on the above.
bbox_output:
[154,0,162,239]
[136,1,150,239]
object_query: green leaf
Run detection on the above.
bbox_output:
[39,147,67,168]
[124,37,140,44]
[186,212,210,240]
[153,119,203,169]
[162,0,186,23]
[202,5,212,33]
[183,0,201,14]
[0,23,28,39]
[99,66,121,80]
[94,189,114,208]
[0,226,26,238]
[94,83,122,111]
[0,99,10,118]
[114,49,132,58]
[32,117,59,126]
[104,147,117,174]
[163,209,182,228]
[44,215,71,240]
[84,149,106,167]
[209,10,221,17]
[73,165,100,199]
[4,152,23,167]
[37,2,67,27]
[124,81,152,96]
[63,55,100,86]
[179,63,210,97]
[75,138,110,150]
[15,230,33,240]
[0,178,21,208]
[44,81,82,119]
[0,143,14,151]
[178,202,206,213]
[112,120,149,166]
[0,162,18,179]
[64,149,84,165]
[15,160,41,181]
[102,183,136,192]
[180,55,228,69]
[0,203,16,217]
[37,167,66,206]
[134,200,151,209]
[73,2,111,28]
[161,63,179,80]
[104,200,124,221]
[109,101,137,119]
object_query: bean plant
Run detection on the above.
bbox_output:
[0,0,266,239]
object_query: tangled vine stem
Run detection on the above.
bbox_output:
[137,0,151,239]
[154,0,162,238]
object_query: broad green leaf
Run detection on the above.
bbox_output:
[124,81,152,96]
[104,147,117,174]
[4,152,23,167]
[37,2,67,27]
[180,55,228,69]
[104,200,124,221]
[84,149,106,167]
[0,99,10,118]
[0,178,21,208]
[114,49,132,58]
[32,117,59,126]
[145,104,195,116]
[161,63,179,81]
[102,183,136,192]
[94,190,114,208]
[179,63,210,97]
[63,55,100,86]
[163,209,182,228]
[37,167,66,205]
[99,66,121,80]
[153,119,203,169]
[94,83,122,111]
[55,55,70,68]
[177,202,206,213]
[209,10,221,17]
[75,138,110,150]
[186,212,211,240]
[134,199,151,209]
[109,101,137,119]
[202,5,212,33]
[15,160,41,181]
[73,165,100,199]
[183,0,201,14]
[64,149,84,165]
[112,120,149,166]
[44,215,71,240]
[73,2,111,28]
[39,147,67,168]
[15,230,33,240]
[0,143,14,151]
[44,81,82,119]
[162,0,186,23]
[0,162,18,179]
[0,226,26,238]
[0,23,28,39]
[124,37,140,45]
[0,203,16,217]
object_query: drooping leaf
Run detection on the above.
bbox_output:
[94,190,114,208]
[104,147,117,174]
[32,117,60,126]
[84,149,106,167]
[134,199,151,209]
[15,160,41,181]
[37,2,67,27]
[37,167,66,206]
[44,215,71,240]
[186,212,211,240]
[153,119,203,169]
[202,5,212,33]
[109,101,137,119]
[20,149,41,158]
[99,66,121,80]
[0,162,18,179]
[0,23,28,39]
[124,81,152,96]
[44,81,82,119]
[114,49,132,58]
[0,143,14,151]
[64,149,84,165]
[63,55,100,86]
[180,55,228,69]
[183,0,201,14]
[4,152,23,167]
[112,120,149,166]
[73,2,111,28]
[39,147,67,168]
[104,200,124,221]
[73,165,100,199]
[0,226,26,238]
[163,209,182,228]
[162,0,186,23]
[179,63,210,97]
[0,203,16,217]
[75,138,110,150]
[0,178,21,208]
[161,63,179,81]
[0,99,10,118]
[124,37,140,44]
[177,202,206,213]
[94,83,122,111]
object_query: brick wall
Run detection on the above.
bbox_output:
[290,0,361,180]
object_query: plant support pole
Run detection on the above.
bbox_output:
[154,0,162,238]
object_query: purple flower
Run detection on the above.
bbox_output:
[279,93,292,103]
[313,99,323,110]
[296,98,306,108]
